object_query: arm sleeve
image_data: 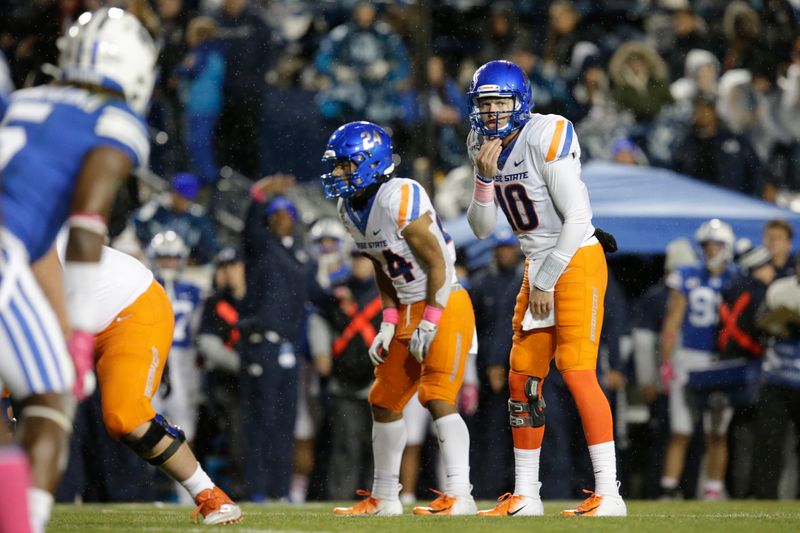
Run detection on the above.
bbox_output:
[541,155,593,262]
[467,187,497,240]
[307,312,334,358]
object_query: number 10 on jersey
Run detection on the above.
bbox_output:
[495,184,539,231]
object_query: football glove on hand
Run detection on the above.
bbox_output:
[409,320,438,363]
[68,330,96,401]
[368,322,395,366]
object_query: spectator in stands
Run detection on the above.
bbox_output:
[716,69,782,164]
[670,49,720,107]
[468,229,523,498]
[609,42,673,124]
[752,253,800,499]
[313,1,411,126]
[763,219,795,279]
[721,1,772,76]
[213,0,270,178]
[672,96,765,197]
[133,173,221,264]
[175,16,226,186]
[237,194,313,502]
[511,45,570,117]
[779,36,800,141]
[477,2,531,66]
[665,5,715,80]
[542,0,584,76]
[152,0,193,176]
[424,55,469,172]
[307,252,379,500]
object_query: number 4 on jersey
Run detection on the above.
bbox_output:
[383,249,415,282]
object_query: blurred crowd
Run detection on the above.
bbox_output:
[1,0,800,503]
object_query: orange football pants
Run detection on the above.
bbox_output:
[509,242,614,447]
[94,281,174,440]
[369,288,475,412]
[510,242,607,377]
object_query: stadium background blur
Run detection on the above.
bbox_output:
[1,0,799,504]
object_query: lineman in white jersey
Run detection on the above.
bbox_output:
[465,60,626,517]
[322,121,477,516]
[39,235,242,525]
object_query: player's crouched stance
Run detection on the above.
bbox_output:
[321,122,477,516]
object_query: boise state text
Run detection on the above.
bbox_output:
[356,240,388,250]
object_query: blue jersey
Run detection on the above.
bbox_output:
[162,280,202,350]
[666,263,732,352]
[0,85,149,262]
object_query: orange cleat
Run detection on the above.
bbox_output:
[191,486,242,525]
[561,489,626,517]
[333,490,402,516]
[477,492,543,516]
[413,489,476,515]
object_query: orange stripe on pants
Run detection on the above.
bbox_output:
[94,281,174,439]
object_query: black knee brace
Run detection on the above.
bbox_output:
[122,414,186,466]
[508,377,546,428]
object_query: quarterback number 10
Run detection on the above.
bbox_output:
[495,184,538,231]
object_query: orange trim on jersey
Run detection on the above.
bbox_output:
[545,120,565,162]
[398,184,410,228]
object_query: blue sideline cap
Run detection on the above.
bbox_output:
[264,196,298,222]
[171,173,200,200]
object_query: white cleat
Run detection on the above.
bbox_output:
[477,493,544,516]
[561,490,627,517]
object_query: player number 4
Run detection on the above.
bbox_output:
[383,249,415,283]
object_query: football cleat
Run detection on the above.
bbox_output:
[413,489,477,516]
[333,490,403,516]
[477,492,544,516]
[560,489,627,517]
[191,486,242,525]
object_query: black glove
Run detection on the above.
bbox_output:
[594,228,618,254]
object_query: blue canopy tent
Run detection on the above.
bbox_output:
[446,161,800,267]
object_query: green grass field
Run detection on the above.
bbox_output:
[48,500,800,532]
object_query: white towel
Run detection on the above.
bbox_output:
[522,257,556,331]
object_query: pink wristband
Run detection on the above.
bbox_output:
[422,305,443,325]
[382,307,399,325]
[250,183,267,203]
[474,176,495,203]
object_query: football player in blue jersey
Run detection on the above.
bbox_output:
[148,232,204,451]
[0,8,156,531]
[659,219,735,500]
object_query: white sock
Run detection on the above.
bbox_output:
[290,473,309,504]
[28,487,53,533]
[433,413,471,497]
[513,448,541,498]
[371,419,406,501]
[660,476,678,489]
[179,463,215,499]
[588,441,618,496]
[704,479,724,492]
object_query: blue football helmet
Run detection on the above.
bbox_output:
[467,60,533,138]
[321,121,394,199]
